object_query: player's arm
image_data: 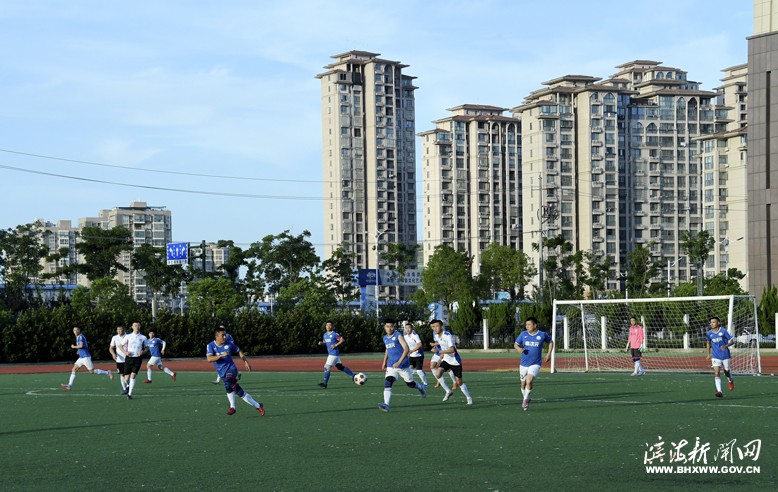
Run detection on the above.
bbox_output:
[544,341,554,363]
[705,339,712,359]
[117,341,129,357]
[381,346,389,370]
[411,336,423,353]
[394,335,409,368]
[332,336,344,349]
[237,350,252,371]
[160,340,166,356]
[205,349,223,362]
[72,338,84,350]
[109,341,118,360]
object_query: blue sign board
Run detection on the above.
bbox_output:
[358,269,381,286]
[166,242,188,265]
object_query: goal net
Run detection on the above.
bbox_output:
[551,295,761,375]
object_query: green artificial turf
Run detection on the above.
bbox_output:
[0,371,774,491]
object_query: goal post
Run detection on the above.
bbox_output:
[550,295,761,375]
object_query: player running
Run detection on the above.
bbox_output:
[378,319,426,412]
[514,317,554,411]
[206,326,264,416]
[317,321,356,388]
[706,316,735,398]
[144,331,176,383]
[429,319,472,405]
[60,326,114,390]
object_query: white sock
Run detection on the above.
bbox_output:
[129,378,136,395]
[383,387,392,405]
[417,370,428,386]
[638,362,644,372]
[163,367,174,376]
[715,377,722,392]
[147,368,153,380]
[121,377,127,390]
[227,391,236,408]
[437,376,451,393]
[68,372,76,387]
[633,361,640,372]
[241,392,260,408]
[525,389,532,400]
[459,383,471,399]
[93,368,108,376]
[215,375,221,383]
[449,372,457,384]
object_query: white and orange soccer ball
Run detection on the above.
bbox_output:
[353,372,367,385]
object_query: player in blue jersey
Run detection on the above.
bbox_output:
[429,319,472,404]
[706,316,735,398]
[60,326,113,390]
[143,331,176,383]
[206,326,264,416]
[378,319,426,412]
[317,320,356,388]
[514,317,554,411]
[211,325,237,384]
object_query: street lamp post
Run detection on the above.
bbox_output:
[537,205,558,304]
[375,228,387,321]
[666,257,684,297]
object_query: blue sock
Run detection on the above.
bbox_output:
[323,369,331,385]
[342,366,355,378]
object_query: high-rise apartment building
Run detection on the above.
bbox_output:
[747,0,778,297]
[79,200,172,302]
[696,64,748,289]
[419,105,521,275]
[317,51,418,297]
[514,61,725,293]
[39,219,81,286]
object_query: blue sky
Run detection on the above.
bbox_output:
[0,0,751,256]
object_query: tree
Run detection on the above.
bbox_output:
[380,242,420,283]
[0,222,49,310]
[215,240,246,285]
[321,245,358,308]
[131,244,189,314]
[70,277,138,315]
[758,285,778,336]
[248,230,319,295]
[581,250,614,299]
[419,245,476,311]
[479,243,537,301]
[186,277,244,323]
[76,226,132,281]
[680,230,714,296]
[625,243,661,297]
[704,269,747,296]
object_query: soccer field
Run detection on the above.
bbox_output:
[0,371,774,491]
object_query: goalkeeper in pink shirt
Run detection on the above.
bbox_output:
[625,316,645,376]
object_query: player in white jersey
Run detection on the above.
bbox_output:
[109,325,129,394]
[60,326,113,390]
[429,319,473,405]
[403,322,428,387]
[118,322,148,399]
[144,331,176,383]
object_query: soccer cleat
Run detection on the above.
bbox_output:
[715,391,723,398]
[377,403,390,412]
[728,381,734,391]
[522,399,529,411]
[630,372,637,376]
[172,372,176,382]
[443,391,453,402]
[258,403,265,416]
[227,407,236,415]
[143,379,152,384]
[211,380,220,384]
[467,398,473,406]
[419,384,427,399]
[637,369,646,376]
[120,388,129,395]
[127,394,132,399]
[60,384,71,391]
[108,371,114,381]
[318,383,327,389]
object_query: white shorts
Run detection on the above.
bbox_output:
[430,354,441,365]
[519,364,541,381]
[385,366,415,383]
[711,358,731,370]
[324,355,342,368]
[75,357,94,371]
[148,356,164,367]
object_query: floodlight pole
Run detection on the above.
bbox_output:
[375,228,387,321]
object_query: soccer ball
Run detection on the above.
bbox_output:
[353,372,367,385]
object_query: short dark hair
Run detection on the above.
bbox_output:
[325,320,333,325]
[383,319,395,325]
[526,317,538,324]
[429,319,443,326]
[405,322,413,327]
[215,326,226,334]
[710,316,721,322]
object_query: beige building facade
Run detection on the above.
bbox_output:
[318,51,418,297]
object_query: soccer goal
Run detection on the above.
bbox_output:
[551,295,761,375]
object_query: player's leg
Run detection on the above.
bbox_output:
[320,356,337,388]
[379,369,397,411]
[61,361,80,389]
[712,361,723,396]
[212,371,221,384]
[400,367,425,397]
[433,364,452,394]
[160,361,175,380]
[430,355,441,387]
[231,379,265,415]
[335,361,355,379]
[117,363,128,393]
[144,358,155,383]
[84,357,111,378]
[453,366,472,404]
[722,359,734,390]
